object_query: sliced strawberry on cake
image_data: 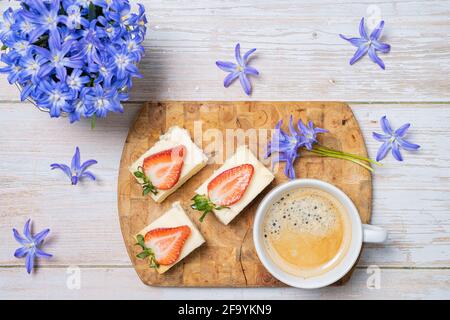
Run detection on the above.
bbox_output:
[133,145,186,196]
[192,164,254,222]
[208,164,254,206]
[135,202,205,273]
[136,225,191,267]
[129,127,208,203]
[192,146,275,225]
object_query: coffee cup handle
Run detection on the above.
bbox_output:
[362,224,387,243]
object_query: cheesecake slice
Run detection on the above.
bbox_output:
[136,202,205,274]
[129,126,208,203]
[193,145,275,225]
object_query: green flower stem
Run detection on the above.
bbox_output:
[314,145,382,166]
[307,149,374,172]
[90,114,96,129]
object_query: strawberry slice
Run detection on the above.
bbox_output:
[144,225,191,265]
[207,164,254,206]
[143,145,186,190]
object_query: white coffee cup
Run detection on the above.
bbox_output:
[253,178,387,289]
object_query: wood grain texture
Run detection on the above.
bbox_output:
[117,101,371,287]
[1,0,449,102]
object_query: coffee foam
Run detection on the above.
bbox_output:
[264,189,341,238]
[262,187,352,278]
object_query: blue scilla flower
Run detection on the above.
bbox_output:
[0,8,15,41]
[124,33,145,60]
[18,52,47,82]
[107,1,132,30]
[22,0,64,42]
[134,3,147,37]
[11,38,32,56]
[110,44,142,80]
[265,117,303,180]
[60,4,89,30]
[373,116,420,162]
[86,84,123,118]
[13,14,35,39]
[35,32,84,81]
[97,15,122,41]
[0,0,147,123]
[69,88,95,123]
[37,80,76,117]
[89,53,115,86]
[67,68,90,91]
[340,18,391,70]
[13,219,52,274]
[20,80,40,102]
[50,146,97,184]
[93,0,115,10]
[79,20,104,64]
[74,0,92,9]
[216,43,259,96]
[0,52,21,84]
[297,120,328,150]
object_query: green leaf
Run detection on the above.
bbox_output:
[1,45,7,51]
[191,194,225,222]
[135,240,159,269]
[142,184,158,196]
[199,211,210,222]
[191,194,212,211]
[136,251,150,259]
[134,167,158,196]
[134,171,144,178]
[143,186,151,196]
[136,234,145,247]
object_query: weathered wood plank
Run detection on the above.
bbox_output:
[1,267,449,299]
[0,1,449,101]
[0,102,449,269]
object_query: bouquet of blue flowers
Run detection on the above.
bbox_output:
[0,0,147,124]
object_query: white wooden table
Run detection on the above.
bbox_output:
[1,0,449,300]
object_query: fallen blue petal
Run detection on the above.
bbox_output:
[397,138,420,151]
[376,140,391,162]
[395,123,411,137]
[224,71,240,87]
[239,73,252,96]
[391,143,403,161]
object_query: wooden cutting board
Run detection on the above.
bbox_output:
[117,101,372,287]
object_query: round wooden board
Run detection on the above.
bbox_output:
[118,101,372,287]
